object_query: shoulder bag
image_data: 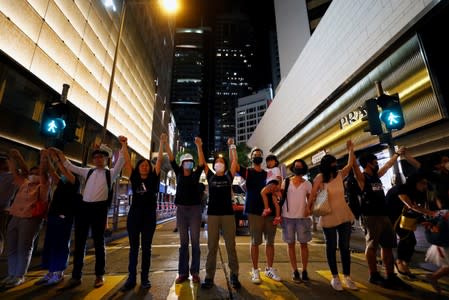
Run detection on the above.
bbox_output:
[313,183,331,217]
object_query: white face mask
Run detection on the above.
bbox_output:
[214,162,225,173]
[445,162,449,171]
[28,175,40,184]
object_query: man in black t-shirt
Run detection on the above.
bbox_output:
[354,149,411,290]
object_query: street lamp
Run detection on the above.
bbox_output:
[102,0,179,141]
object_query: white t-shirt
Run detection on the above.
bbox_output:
[266,167,281,185]
[281,178,312,219]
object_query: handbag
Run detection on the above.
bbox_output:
[31,186,49,218]
[313,184,331,217]
[399,215,418,231]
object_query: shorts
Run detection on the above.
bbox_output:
[281,217,312,244]
[247,213,277,246]
[362,215,395,249]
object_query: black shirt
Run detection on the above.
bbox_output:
[240,166,267,215]
[130,171,160,210]
[360,172,387,216]
[386,183,427,222]
[48,177,80,217]
[171,160,204,206]
[206,171,234,216]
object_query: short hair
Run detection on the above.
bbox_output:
[358,152,377,168]
[213,156,228,171]
[250,147,263,158]
[289,159,308,173]
[265,154,279,167]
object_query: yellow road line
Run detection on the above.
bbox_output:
[258,272,298,300]
[83,275,125,300]
[316,270,390,300]
[167,279,198,300]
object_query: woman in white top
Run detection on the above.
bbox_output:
[309,141,358,291]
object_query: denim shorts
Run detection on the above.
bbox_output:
[281,217,312,244]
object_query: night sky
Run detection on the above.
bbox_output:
[176,0,277,91]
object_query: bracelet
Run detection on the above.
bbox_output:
[229,144,236,150]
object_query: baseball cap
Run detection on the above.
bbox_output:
[180,153,194,165]
[92,144,112,157]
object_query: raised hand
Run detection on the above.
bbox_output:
[194,137,202,147]
[160,133,168,144]
[118,135,128,145]
[227,138,235,145]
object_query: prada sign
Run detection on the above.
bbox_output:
[339,107,367,129]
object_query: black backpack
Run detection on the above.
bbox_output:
[85,168,113,207]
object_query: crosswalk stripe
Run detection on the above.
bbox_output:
[257,272,298,300]
[167,280,198,300]
[316,270,389,300]
[83,275,125,300]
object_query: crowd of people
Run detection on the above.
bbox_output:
[0,134,448,295]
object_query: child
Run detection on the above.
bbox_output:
[422,197,449,294]
[261,154,282,225]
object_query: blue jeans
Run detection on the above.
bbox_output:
[322,221,352,276]
[41,215,74,272]
[176,205,201,276]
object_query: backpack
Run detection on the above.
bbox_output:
[86,168,113,207]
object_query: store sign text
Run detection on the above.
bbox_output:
[340,107,367,129]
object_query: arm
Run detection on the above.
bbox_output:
[340,140,355,179]
[195,137,206,168]
[52,148,89,178]
[228,138,238,177]
[110,136,128,180]
[308,173,323,212]
[155,133,166,176]
[352,156,365,191]
[8,149,27,186]
[38,149,50,202]
[402,147,421,170]
[164,137,175,162]
[378,146,404,177]
[48,149,76,184]
[398,193,428,215]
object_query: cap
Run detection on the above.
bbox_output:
[180,153,194,165]
[92,144,112,157]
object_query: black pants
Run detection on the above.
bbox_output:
[395,223,416,263]
[126,207,156,282]
[72,201,108,279]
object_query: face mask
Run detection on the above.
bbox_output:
[252,157,263,165]
[445,162,449,171]
[214,162,225,173]
[28,175,40,184]
[293,167,305,175]
[330,165,338,174]
[60,175,68,184]
[183,161,194,170]
[373,165,379,173]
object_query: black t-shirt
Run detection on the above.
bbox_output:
[360,172,387,216]
[48,177,80,217]
[240,166,267,215]
[206,171,234,216]
[130,171,160,210]
[386,183,427,221]
[171,160,204,205]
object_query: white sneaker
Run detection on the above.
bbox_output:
[265,267,281,281]
[251,269,261,284]
[5,276,25,288]
[331,277,343,291]
[344,276,359,290]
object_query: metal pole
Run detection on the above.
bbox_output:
[102,0,127,141]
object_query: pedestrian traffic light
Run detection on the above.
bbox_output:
[40,101,67,137]
[377,93,405,131]
[361,98,383,136]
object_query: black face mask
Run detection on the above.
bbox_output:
[373,165,379,174]
[330,165,338,174]
[252,157,263,165]
[293,167,305,175]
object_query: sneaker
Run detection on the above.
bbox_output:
[120,278,136,292]
[175,275,188,284]
[385,274,413,290]
[343,276,359,290]
[191,274,200,284]
[230,274,241,289]
[4,276,25,288]
[141,280,151,289]
[94,276,105,288]
[292,270,301,282]
[251,269,261,284]
[265,267,281,281]
[0,275,14,286]
[368,272,385,286]
[35,273,53,286]
[45,272,64,286]
[301,270,309,281]
[331,277,343,291]
[63,277,82,289]
[201,278,214,289]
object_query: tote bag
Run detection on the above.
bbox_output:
[313,183,331,217]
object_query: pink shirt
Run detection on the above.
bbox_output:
[8,180,49,218]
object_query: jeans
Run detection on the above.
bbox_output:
[322,221,352,276]
[6,216,42,277]
[127,207,156,282]
[41,215,74,272]
[72,201,108,279]
[176,205,202,276]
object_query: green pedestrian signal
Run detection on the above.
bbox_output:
[40,101,67,137]
[378,94,405,131]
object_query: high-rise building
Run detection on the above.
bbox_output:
[170,27,212,149]
[213,11,255,151]
[235,87,273,145]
